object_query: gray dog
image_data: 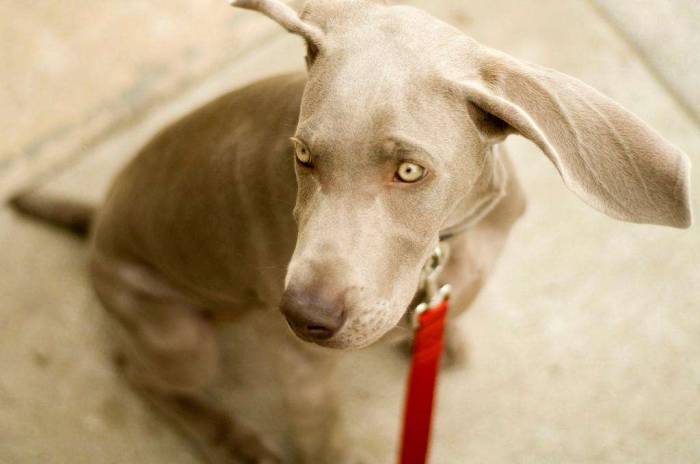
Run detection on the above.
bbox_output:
[11,0,691,462]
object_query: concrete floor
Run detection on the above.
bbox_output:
[591,0,700,124]
[1,1,699,463]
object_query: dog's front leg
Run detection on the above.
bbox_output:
[277,339,359,464]
[92,258,281,463]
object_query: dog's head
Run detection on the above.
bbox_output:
[231,0,691,349]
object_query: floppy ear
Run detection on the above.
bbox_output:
[453,46,692,228]
[230,0,324,48]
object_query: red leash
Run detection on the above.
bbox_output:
[399,298,449,464]
[399,243,451,464]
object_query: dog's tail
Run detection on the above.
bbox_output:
[9,191,96,238]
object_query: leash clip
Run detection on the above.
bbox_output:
[412,243,451,329]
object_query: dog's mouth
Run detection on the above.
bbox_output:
[286,309,411,350]
[284,317,338,345]
[280,279,417,349]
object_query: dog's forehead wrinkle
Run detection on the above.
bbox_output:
[315,61,409,116]
[297,85,452,165]
[300,66,476,170]
[295,104,402,159]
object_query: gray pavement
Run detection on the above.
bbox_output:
[1,1,699,463]
[593,0,700,124]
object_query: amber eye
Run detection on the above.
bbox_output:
[291,138,312,166]
[395,161,426,183]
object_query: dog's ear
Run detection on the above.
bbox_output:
[450,45,692,228]
[230,0,324,50]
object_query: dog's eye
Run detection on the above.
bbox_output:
[291,138,312,167]
[395,162,426,183]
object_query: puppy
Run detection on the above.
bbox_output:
[11,1,691,462]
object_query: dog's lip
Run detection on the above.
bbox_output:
[283,317,352,349]
[312,324,400,351]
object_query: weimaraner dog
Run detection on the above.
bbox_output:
[11,0,692,462]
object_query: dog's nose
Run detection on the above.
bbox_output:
[280,288,346,342]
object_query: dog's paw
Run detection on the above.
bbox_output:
[442,328,470,369]
[393,328,469,370]
[229,435,284,464]
[232,435,283,464]
[394,335,414,360]
[205,420,283,464]
[323,447,372,464]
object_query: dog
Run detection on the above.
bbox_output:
[11,0,691,462]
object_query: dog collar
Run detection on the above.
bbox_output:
[438,192,499,241]
[438,220,470,241]
[408,242,451,328]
